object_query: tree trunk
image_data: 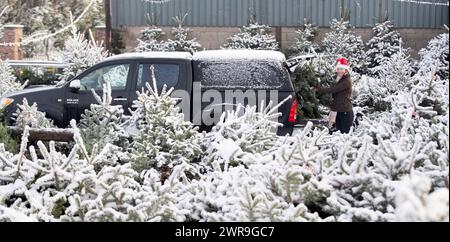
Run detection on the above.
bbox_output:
[7,127,74,142]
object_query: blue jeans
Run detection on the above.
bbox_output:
[335,111,354,134]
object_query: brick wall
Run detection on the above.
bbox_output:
[0,24,442,61]
[0,25,23,60]
[121,26,242,51]
[120,26,446,59]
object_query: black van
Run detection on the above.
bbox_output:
[1,50,298,135]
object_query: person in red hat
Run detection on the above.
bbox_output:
[315,57,354,134]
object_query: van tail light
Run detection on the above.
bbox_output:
[288,99,299,123]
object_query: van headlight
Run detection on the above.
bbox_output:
[0,98,14,110]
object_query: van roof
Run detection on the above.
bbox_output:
[193,50,286,62]
[103,50,287,63]
[104,52,193,61]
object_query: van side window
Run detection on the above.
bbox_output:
[194,60,289,90]
[79,64,130,91]
[137,64,180,89]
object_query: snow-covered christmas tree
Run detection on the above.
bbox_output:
[289,18,359,119]
[56,24,108,82]
[135,13,166,52]
[222,15,279,51]
[292,64,323,119]
[373,50,414,90]
[128,65,203,179]
[202,100,285,170]
[321,18,366,73]
[411,28,449,117]
[289,19,319,56]
[366,19,404,77]
[79,82,129,152]
[291,53,337,119]
[0,60,26,97]
[12,99,54,129]
[354,50,414,111]
[163,14,201,54]
[417,27,449,80]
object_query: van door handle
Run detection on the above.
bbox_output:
[113,97,128,102]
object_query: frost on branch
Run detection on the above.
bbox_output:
[202,99,286,170]
[79,82,129,153]
[56,25,108,83]
[222,16,279,51]
[396,175,449,222]
[135,13,167,52]
[12,99,55,129]
[366,19,404,77]
[0,60,27,97]
[321,18,366,73]
[128,65,203,179]
[163,14,202,54]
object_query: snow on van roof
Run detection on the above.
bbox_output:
[105,52,192,61]
[193,50,286,62]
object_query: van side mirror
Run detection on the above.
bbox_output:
[69,79,81,91]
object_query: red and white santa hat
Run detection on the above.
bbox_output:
[335,57,350,70]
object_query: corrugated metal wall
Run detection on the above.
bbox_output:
[111,0,449,28]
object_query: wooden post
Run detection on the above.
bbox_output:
[340,0,345,19]
[104,0,112,51]
[275,26,282,49]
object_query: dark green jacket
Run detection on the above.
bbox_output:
[318,74,353,112]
